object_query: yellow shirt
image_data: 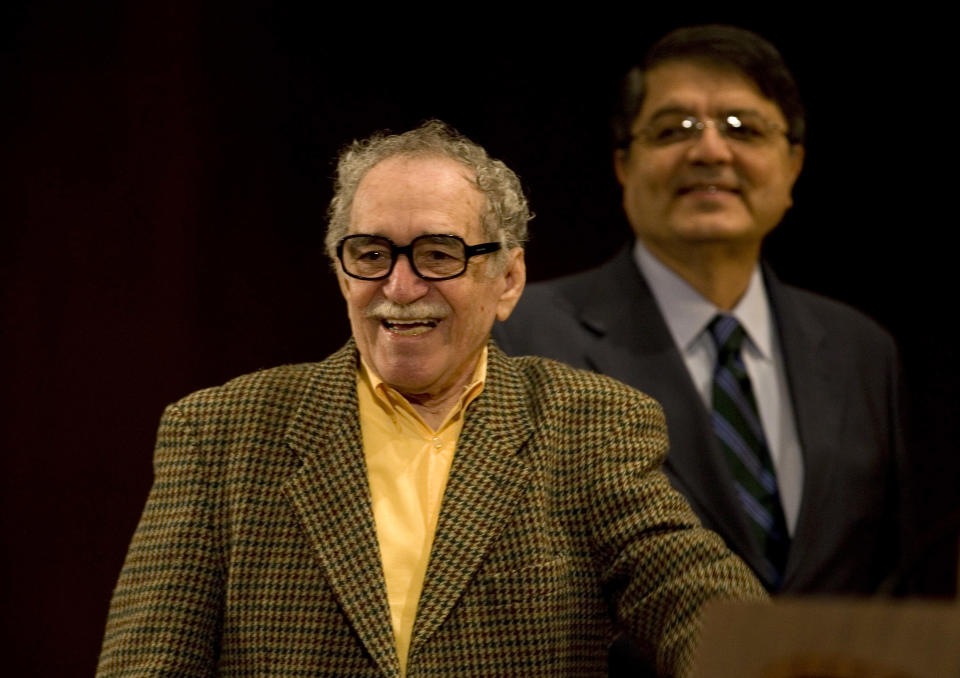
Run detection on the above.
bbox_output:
[357,350,486,675]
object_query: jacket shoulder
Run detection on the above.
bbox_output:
[175,362,321,411]
[519,260,620,313]
[505,352,664,416]
[779,282,897,351]
[164,343,357,441]
[494,265,614,362]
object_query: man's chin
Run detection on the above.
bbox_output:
[369,355,442,394]
[670,211,750,235]
[665,218,767,245]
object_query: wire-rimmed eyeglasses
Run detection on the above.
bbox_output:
[336,234,502,281]
[631,112,789,147]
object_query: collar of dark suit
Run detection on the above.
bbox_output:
[574,246,826,350]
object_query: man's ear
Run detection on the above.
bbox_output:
[613,148,630,187]
[495,247,526,322]
[788,144,805,187]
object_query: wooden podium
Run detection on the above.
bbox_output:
[692,599,960,678]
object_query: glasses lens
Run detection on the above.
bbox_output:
[721,114,769,144]
[342,236,393,278]
[642,115,698,146]
[413,236,466,278]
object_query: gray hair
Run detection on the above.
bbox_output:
[325,120,530,267]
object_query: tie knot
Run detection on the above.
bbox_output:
[708,314,746,358]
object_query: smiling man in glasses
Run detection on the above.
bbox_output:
[330,148,525,429]
[496,25,908,603]
[97,120,766,678]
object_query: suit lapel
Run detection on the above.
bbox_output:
[282,342,400,678]
[570,248,762,573]
[765,272,839,588]
[409,344,536,658]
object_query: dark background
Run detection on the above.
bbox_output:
[2,3,956,675]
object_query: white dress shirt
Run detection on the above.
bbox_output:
[633,240,804,535]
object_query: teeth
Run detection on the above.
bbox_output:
[382,319,438,335]
[680,184,735,194]
[387,325,433,336]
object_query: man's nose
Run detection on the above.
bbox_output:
[381,254,430,303]
[686,125,734,164]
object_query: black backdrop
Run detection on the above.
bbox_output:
[2,3,957,675]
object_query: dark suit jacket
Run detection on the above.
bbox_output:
[494,247,908,595]
[97,340,766,678]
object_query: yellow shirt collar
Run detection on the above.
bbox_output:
[358,347,487,433]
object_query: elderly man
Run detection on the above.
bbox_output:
[97,121,765,678]
[495,25,907,597]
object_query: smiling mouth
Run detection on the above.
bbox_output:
[677,184,740,195]
[381,318,439,336]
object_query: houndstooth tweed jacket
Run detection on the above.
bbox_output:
[97,340,766,678]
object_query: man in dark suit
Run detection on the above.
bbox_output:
[97,120,766,677]
[495,25,908,598]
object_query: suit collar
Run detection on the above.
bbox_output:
[282,340,537,675]
[577,246,662,343]
[634,239,774,358]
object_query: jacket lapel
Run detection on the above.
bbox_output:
[570,248,761,573]
[765,272,838,588]
[408,344,536,657]
[282,341,400,678]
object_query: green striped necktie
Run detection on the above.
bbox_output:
[708,313,790,588]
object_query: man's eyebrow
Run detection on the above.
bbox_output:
[717,108,767,118]
[645,105,696,121]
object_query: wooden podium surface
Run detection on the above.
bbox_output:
[692,599,960,678]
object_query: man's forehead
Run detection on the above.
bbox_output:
[350,154,485,236]
[358,154,476,191]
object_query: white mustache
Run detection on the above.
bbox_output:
[364,299,450,321]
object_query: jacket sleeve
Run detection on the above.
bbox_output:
[97,403,223,677]
[585,390,768,678]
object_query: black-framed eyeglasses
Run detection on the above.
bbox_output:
[336,234,502,281]
[631,113,789,147]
